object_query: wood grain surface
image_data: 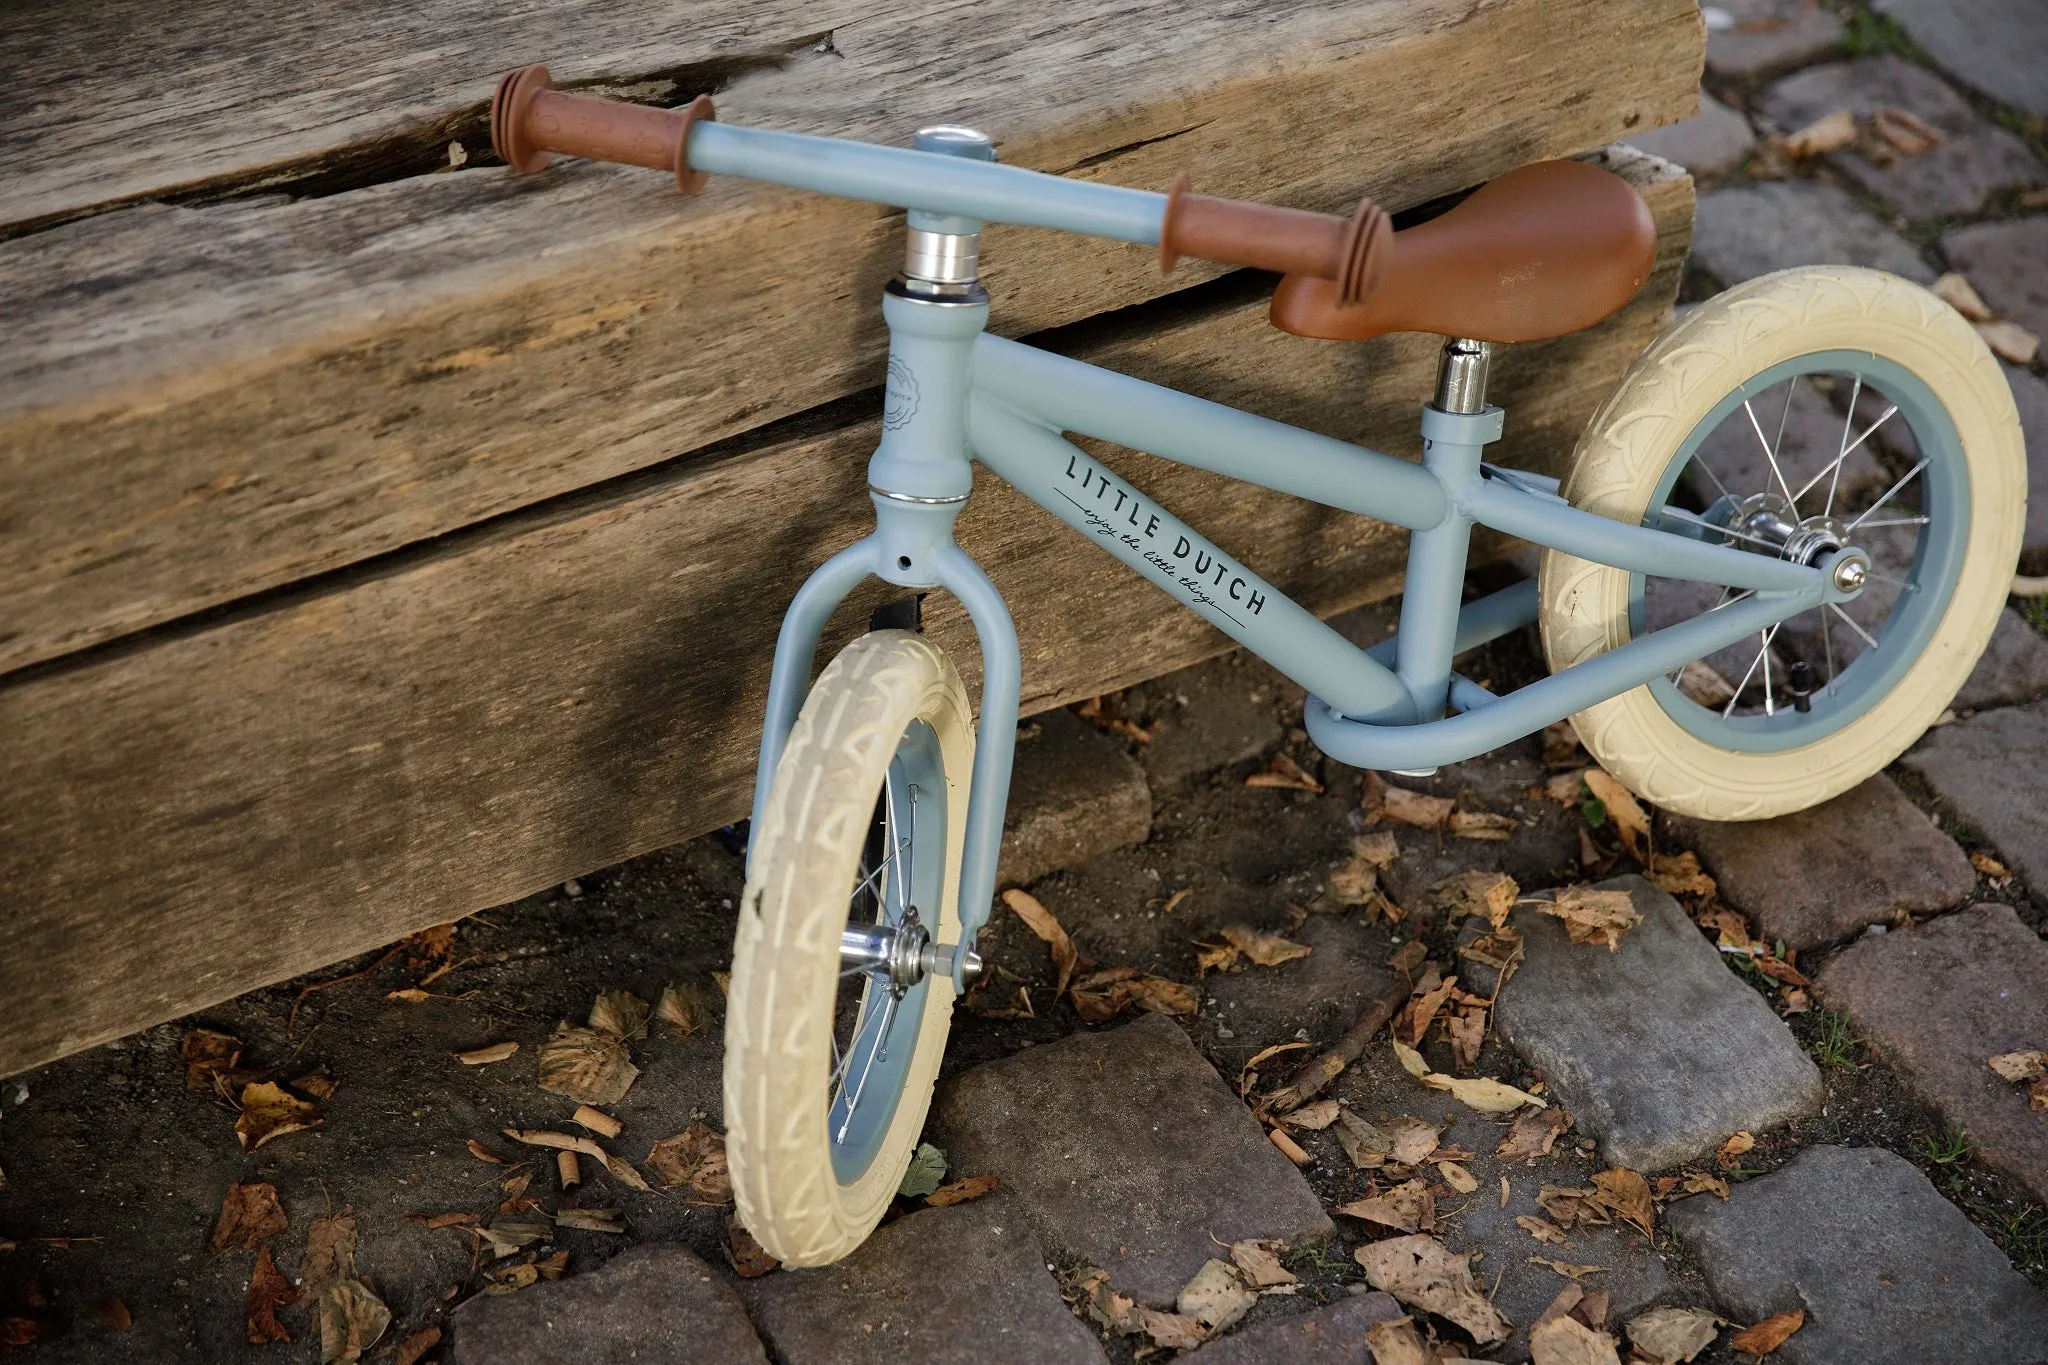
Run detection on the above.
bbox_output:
[0,151,1690,1078]
[0,0,1702,673]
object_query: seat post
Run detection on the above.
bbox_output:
[1433,338,1494,414]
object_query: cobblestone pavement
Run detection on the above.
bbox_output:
[4,5,2048,1363]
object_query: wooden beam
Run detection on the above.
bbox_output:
[0,0,1703,673]
[0,152,1689,1077]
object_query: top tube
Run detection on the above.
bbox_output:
[687,122,1169,245]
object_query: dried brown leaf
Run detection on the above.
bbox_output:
[1075,1267,1210,1350]
[245,1247,297,1345]
[1591,1168,1654,1237]
[1364,772,1455,828]
[1971,849,2013,879]
[209,1180,288,1253]
[181,1029,243,1092]
[292,1066,339,1103]
[588,990,650,1041]
[1438,1160,1479,1194]
[2032,1077,2048,1113]
[1978,319,2041,366]
[1337,1177,1437,1232]
[1626,1305,1719,1363]
[95,1296,133,1332]
[1647,851,1717,899]
[535,1023,639,1106]
[1392,1039,1544,1113]
[1384,1114,1446,1166]
[1989,1050,2048,1082]
[317,1279,390,1364]
[1751,951,1813,988]
[1447,1008,1488,1073]
[1539,1185,1613,1230]
[655,983,714,1035]
[1580,769,1650,861]
[1178,1258,1258,1332]
[302,1212,359,1300]
[1219,925,1313,968]
[1070,966,1198,1021]
[1333,1110,1393,1169]
[1353,1234,1512,1346]
[1366,1315,1431,1365]
[1435,870,1520,929]
[1680,1170,1730,1200]
[1784,108,1855,156]
[1450,810,1519,841]
[1542,886,1643,952]
[1518,1213,1570,1244]
[1870,105,1940,155]
[646,1122,731,1204]
[1543,768,1590,804]
[1278,1098,1341,1131]
[1246,752,1324,793]
[235,1081,323,1151]
[1227,1239,1297,1289]
[454,1041,519,1066]
[1717,1131,1757,1163]
[728,1215,780,1277]
[1002,889,1078,997]
[1543,720,1586,768]
[1529,1309,1621,1364]
[466,1139,512,1164]
[1532,1256,1610,1281]
[1727,1308,1803,1356]
[553,1207,626,1233]
[925,1175,1000,1207]
[396,1326,442,1365]
[1400,970,1459,1046]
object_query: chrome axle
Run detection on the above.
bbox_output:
[840,909,983,992]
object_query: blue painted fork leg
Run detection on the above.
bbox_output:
[929,546,1021,990]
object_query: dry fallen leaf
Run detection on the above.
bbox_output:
[1003,888,1079,997]
[209,1180,288,1253]
[1227,1239,1297,1289]
[1530,1308,1621,1364]
[1647,851,1716,899]
[1332,1110,1393,1169]
[466,1139,512,1164]
[1365,1316,1431,1365]
[1450,810,1519,841]
[181,1029,243,1092]
[395,1326,443,1365]
[473,1218,549,1260]
[1337,1178,1438,1233]
[1532,1256,1610,1282]
[553,1207,626,1233]
[588,990,650,1041]
[1971,850,2012,880]
[1989,1050,2048,1083]
[317,1279,390,1365]
[235,1081,324,1151]
[1393,1038,1544,1114]
[1354,1234,1512,1346]
[1435,870,1521,930]
[1070,966,1198,1021]
[1780,987,1811,1015]
[246,1247,297,1345]
[1728,1307,1804,1356]
[1627,1305,1719,1363]
[1541,885,1643,952]
[1870,105,1940,155]
[925,1175,1000,1207]
[1978,319,2041,366]
[1219,925,1313,968]
[1364,771,1456,828]
[95,1296,132,1332]
[1401,970,1459,1045]
[302,1212,360,1301]
[1438,1160,1479,1194]
[1592,1168,1655,1237]
[1278,1098,1341,1131]
[1384,1114,1446,1166]
[1540,1185,1613,1230]
[454,1041,519,1066]
[1246,752,1324,793]
[1543,720,1585,768]
[1518,1214,1570,1245]
[727,1215,780,1278]
[1784,108,1856,157]
[1447,1007,1487,1073]
[1543,768,1590,804]
[1717,1131,1757,1164]
[503,1129,649,1191]
[646,1122,731,1204]
[1680,1170,1731,1200]
[1178,1258,1258,1332]
[656,983,714,1036]
[1580,769,1650,861]
[535,1023,640,1106]
[1498,1106,1574,1163]
[1933,272,1995,322]
[1075,1267,1210,1350]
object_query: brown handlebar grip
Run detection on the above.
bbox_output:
[1158,176,1391,307]
[491,64,717,194]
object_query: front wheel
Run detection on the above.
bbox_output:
[724,630,973,1265]
[1540,266,2025,821]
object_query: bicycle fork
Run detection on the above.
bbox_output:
[750,128,1018,993]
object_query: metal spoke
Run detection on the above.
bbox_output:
[1829,602,1881,649]
[1847,458,1929,532]
[1792,402,1897,506]
[1852,515,1930,530]
[1772,380,1798,504]
[1761,632,1776,716]
[1690,454,1734,502]
[1825,376,1863,517]
[1865,570,1917,593]
[1743,398,1798,506]
[1821,607,1837,696]
[1656,506,1794,553]
[1722,628,1773,720]
[835,989,900,1143]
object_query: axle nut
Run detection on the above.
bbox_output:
[1832,557,1868,592]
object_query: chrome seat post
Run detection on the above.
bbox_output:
[1434,338,1495,414]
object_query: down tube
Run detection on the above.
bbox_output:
[966,395,1413,724]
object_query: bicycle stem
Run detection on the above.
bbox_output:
[491,64,1389,295]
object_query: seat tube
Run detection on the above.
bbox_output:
[1391,340,1504,764]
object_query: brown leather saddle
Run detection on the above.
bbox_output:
[1269,160,1656,344]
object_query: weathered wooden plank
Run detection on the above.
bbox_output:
[0,0,1702,674]
[0,152,1688,1077]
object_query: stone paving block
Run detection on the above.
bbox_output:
[1205,912,1397,1049]
[1901,698,2048,891]
[1121,652,1286,788]
[2001,362,2048,571]
[1181,1292,1405,1364]
[1630,93,1757,178]
[1758,56,2044,216]
[451,1244,768,1365]
[1001,707,1152,888]
[930,1012,1334,1306]
[1491,875,1823,1171]
[1692,181,1934,288]
[1943,214,2048,344]
[742,1192,1109,1365]
[1876,0,2048,117]
[1667,1145,2048,1364]
[1818,903,2048,1204]
[1668,773,1976,951]
[1705,0,1844,80]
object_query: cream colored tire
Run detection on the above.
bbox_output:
[724,630,972,1265]
[1539,266,2025,821]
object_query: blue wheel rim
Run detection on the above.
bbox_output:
[1629,350,1970,752]
[828,719,947,1185]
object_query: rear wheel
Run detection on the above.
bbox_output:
[724,630,973,1265]
[1539,266,2025,820]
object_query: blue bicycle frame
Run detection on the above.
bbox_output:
[720,123,1866,977]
